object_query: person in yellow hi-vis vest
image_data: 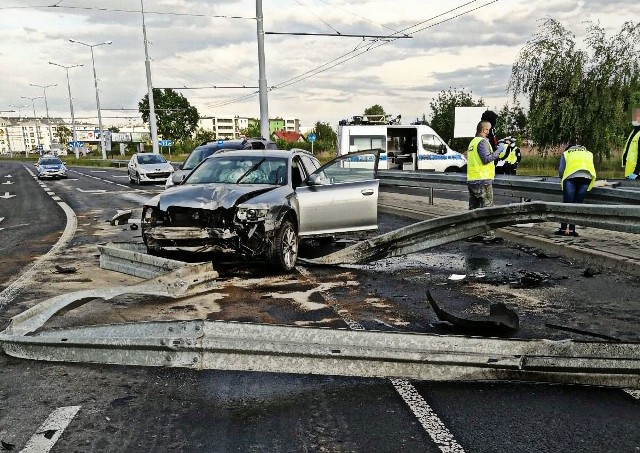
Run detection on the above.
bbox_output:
[622,107,640,180]
[466,120,502,243]
[555,144,597,237]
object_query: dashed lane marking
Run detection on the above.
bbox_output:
[624,389,640,400]
[19,406,81,453]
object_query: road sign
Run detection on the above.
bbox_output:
[159,139,173,147]
[308,133,316,143]
[36,144,43,151]
[69,141,84,148]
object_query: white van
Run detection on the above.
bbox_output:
[337,115,466,172]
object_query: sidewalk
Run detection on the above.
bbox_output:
[379,191,640,276]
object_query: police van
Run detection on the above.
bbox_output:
[337,114,466,172]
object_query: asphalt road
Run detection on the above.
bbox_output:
[0,161,638,453]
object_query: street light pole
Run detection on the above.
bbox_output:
[21,95,43,153]
[69,38,112,160]
[50,62,83,159]
[9,103,28,119]
[30,83,57,148]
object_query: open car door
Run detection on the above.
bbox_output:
[295,149,380,236]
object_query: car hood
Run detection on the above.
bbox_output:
[138,162,173,172]
[156,183,276,211]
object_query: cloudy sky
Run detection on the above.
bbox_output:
[1,0,638,130]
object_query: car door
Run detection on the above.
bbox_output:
[295,149,380,236]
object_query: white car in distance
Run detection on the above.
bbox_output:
[128,153,174,185]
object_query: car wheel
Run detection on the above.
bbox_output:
[267,219,298,271]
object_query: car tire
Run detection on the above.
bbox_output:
[267,219,298,271]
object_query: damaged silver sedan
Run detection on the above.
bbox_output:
[141,148,380,271]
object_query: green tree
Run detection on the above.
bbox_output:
[55,125,72,144]
[427,88,484,151]
[243,120,262,138]
[509,18,640,159]
[495,103,528,138]
[364,104,385,116]
[313,121,336,142]
[194,127,215,144]
[138,88,199,142]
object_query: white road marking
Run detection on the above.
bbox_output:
[112,175,129,178]
[0,166,77,308]
[5,174,12,177]
[91,170,107,173]
[0,192,16,199]
[391,379,465,453]
[297,265,465,453]
[20,406,81,453]
[624,389,640,399]
[2,180,14,184]
[0,216,4,231]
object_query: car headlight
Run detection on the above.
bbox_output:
[142,206,159,223]
[236,207,268,221]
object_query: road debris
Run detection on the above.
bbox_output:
[583,267,602,277]
[54,264,77,274]
[426,291,519,336]
[110,209,132,226]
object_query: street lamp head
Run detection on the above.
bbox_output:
[49,61,84,69]
[69,38,112,47]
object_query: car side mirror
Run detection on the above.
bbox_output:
[308,174,321,185]
[439,144,447,154]
[178,164,184,170]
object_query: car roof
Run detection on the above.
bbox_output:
[210,148,314,159]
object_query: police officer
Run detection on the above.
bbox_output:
[555,144,597,237]
[467,120,502,243]
[504,137,521,175]
[622,107,640,180]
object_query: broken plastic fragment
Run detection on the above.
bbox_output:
[426,291,519,336]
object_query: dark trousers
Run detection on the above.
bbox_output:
[560,177,590,232]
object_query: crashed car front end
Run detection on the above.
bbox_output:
[141,185,289,259]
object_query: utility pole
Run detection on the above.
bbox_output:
[141,0,159,154]
[256,0,269,140]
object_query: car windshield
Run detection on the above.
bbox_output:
[40,158,61,165]
[137,154,167,165]
[185,156,288,185]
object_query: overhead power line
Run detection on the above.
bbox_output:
[208,0,498,109]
